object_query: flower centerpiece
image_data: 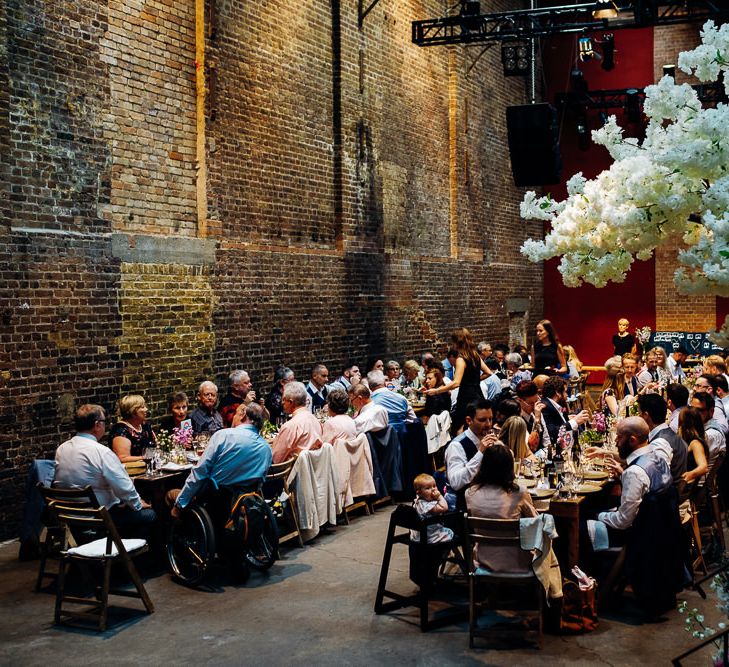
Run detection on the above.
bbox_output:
[580,411,608,446]
[519,21,729,343]
[635,326,652,348]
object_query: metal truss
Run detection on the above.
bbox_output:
[412,1,729,47]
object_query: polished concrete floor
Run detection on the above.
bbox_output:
[0,506,721,666]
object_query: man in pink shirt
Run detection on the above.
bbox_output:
[271,381,323,463]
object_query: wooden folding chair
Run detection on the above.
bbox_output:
[465,516,543,649]
[39,485,154,631]
[266,458,305,548]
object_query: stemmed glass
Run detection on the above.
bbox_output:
[143,447,156,476]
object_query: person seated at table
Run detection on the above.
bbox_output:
[516,380,551,454]
[410,473,453,544]
[678,407,709,486]
[169,403,272,519]
[306,364,330,413]
[637,348,660,387]
[640,346,671,388]
[636,393,686,485]
[667,382,689,433]
[159,391,190,434]
[349,382,389,434]
[55,404,155,537]
[622,353,641,398]
[506,352,532,389]
[190,380,224,435]
[369,370,417,436]
[599,356,626,418]
[480,358,503,401]
[689,392,726,474]
[384,360,402,391]
[331,362,361,392]
[401,360,423,396]
[494,397,520,428]
[498,415,536,462]
[667,345,688,382]
[421,367,451,424]
[562,344,582,379]
[444,399,498,509]
[321,388,357,444]
[466,445,561,597]
[541,376,589,445]
[265,366,295,425]
[694,374,729,436]
[703,354,729,384]
[441,348,458,381]
[271,381,323,463]
[219,369,260,428]
[110,394,157,464]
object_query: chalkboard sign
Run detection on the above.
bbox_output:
[648,331,724,356]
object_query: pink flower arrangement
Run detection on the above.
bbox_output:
[592,412,606,434]
[172,426,193,449]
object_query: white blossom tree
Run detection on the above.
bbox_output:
[520,21,729,344]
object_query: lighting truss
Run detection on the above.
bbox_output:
[412,1,729,47]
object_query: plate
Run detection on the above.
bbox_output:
[583,470,609,481]
[529,487,556,499]
[517,478,537,488]
[576,483,602,494]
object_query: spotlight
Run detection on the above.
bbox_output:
[601,34,615,71]
[663,64,676,79]
[579,37,594,62]
[592,0,618,19]
[625,88,642,123]
[501,42,529,76]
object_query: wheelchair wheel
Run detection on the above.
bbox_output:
[167,504,216,586]
[243,499,279,571]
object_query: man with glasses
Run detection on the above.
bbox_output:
[689,392,726,473]
[54,404,155,535]
[693,374,729,436]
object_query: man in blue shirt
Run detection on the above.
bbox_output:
[170,403,272,518]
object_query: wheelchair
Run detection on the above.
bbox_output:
[167,484,279,587]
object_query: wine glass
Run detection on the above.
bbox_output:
[143,447,156,475]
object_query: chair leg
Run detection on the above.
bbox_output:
[123,554,155,614]
[54,557,67,625]
[100,559,111,631]
[287,497,305,548]
[468,576,475,649]
[374,521,396,613]
[692,510,708,575]
[712,494,726,552]
[35,536,50,593]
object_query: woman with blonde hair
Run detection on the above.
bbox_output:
[562,345,583,379]
[425,327,489,435]
[600,356,625,418]
[110,394,157,463]
[499,415,534,462]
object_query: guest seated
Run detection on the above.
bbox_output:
[689,391,726,473]
[444,399,498,509]
[384,360,402,391]
[190,381,224,435]
[636,393,687,485]
[441,348,458,381]
[401,360,423,395]
[421,367,451,424]
[306,364,330,412]
[321,388,357,444]
[265,366,295,426]
[494,398,520,427]
[169,403,272,518]
[410,473,453,544]
[110,394,157,463]
[515,380,550,454]
[499,415,536,462]
[667,382,689,432]
[331,362,361,392]
[599,356,626,418]
[219,369,259,428]
[466,444,561,597]
[541,376,589,445]
[506,352,532,389]
[638,347,670,387]
[563,344,582,379]
[55,404,155,536]
[694,374,729,435]
[348,382,389,434]
[271,381,323,463]
[480,358,503,401]
[678,407,709,486]
[369,370,417,434]
[159,391,189,434]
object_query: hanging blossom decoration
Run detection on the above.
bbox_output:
[520,20,729,341]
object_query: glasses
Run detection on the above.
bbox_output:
[96,419,106,424]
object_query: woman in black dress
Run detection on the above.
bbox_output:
[531,319,567,376]
[425,327,489,435]
[110,394,157,463]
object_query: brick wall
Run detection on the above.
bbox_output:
[652,23,714,332]
[1,0,539,539]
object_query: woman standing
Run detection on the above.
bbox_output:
[110,394,157,463]
[531,320,568,376]
[425,327,488,435]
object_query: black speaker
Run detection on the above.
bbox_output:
[506,103,561,187]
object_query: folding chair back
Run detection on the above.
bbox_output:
[266,458,304,547]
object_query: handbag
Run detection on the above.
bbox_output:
[557,578,599,634]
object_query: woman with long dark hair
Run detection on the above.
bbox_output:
[531,319,567,376]
[679,406,709,484]
[424,327,489,435]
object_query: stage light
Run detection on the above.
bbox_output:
[592,0,618,19]
[579,37,594,62]
[625,88,642,123]
[501,42,529,76]
[663,64,676,79]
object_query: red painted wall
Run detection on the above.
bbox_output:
[538,28,657,381]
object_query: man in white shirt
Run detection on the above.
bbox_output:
[690,392,726,473]
[349,383,389,434]
[666,383,689,433]
[515,380,551,453]
[54,404,155,536]
[666,346,687,381]
[694,374,729,436]
[444,399,499,508]
[636,393,686,484]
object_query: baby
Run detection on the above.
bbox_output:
[410,473,454,544]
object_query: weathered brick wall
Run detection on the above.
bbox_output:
[652,23,714,332]
[1,0,540,538]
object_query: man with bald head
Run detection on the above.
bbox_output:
[191,380,224,434]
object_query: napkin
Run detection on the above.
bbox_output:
[160,461,193,472]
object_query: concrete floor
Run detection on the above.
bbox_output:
[0,506,721,666]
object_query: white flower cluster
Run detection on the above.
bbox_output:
[521,20,729,334]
